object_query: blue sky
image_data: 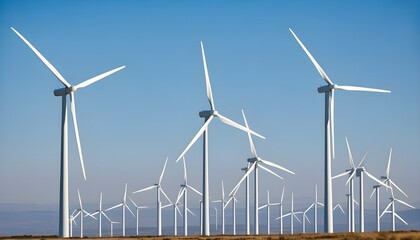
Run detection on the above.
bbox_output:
[0,0,419,220]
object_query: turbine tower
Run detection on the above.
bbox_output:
[229,110,294,234]
[175,42,265,236]
[12,28,125,237]
[133,157,171,236]
[212,181,227,235]
[289,28,390,232]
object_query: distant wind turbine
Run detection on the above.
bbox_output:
[277,192,302,234]
[76,190,96,238]
[258,191,280,235]
[129,197,148,236]
[133,157,171,236]
[105,183,135,236]
[92,192,112,237]
[212,181,227,235]
[230,110,294,235]
[11,27,125,237]
[289,28,390,233]
[175,42,265,236]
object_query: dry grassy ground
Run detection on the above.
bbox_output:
[2,231,420,240]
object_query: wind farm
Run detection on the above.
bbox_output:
[1,1,419,239]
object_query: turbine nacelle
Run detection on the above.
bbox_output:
[247,157,260,163]
[199,110,218,118]
[317,84,336,93]
[53,86,78,96]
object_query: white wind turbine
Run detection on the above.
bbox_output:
[277,192,302,234]
[212,181,227,235]
[334,138,388,232]
[224,191,239,235]
[175,42,265,236]
[162,188,184,236]
[133,157,171,236]
[105,183,135,236]
[69,209,78,237]
[277,187,286,234]
[289,28,390,232]
[92,192,112,237]
[229,110,294,235]
[375,148,414,231]
[75,190,96,238]
[110,221,119,237]
[178,157,202,236]
[12,28,125,237]
[258,190,280,235]
[332,137,358,232]
[380,190,415,231]
[302,204,312,234]
[129,197,148,236]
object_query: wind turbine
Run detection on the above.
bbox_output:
[69,209,78,237]
[302,204,312,234]
[374,148,414,231]
[333,203,345,215]
[380,191,415,231]
[175,42,265,236]
[92,192,112,237]
[277,192,302,234]
[76,190,96,238]
[212,181,227,235]
[332,137,358,232]
[289,28,390,232]
[110,221,119,237]
[178,157,202,236]
[129,197,148,236]
[105,183,135,236]
[229,110,294,234]
[133,157,171,236]
[277,187,286,234]
[12,28,125,237]
[162,188,184,236]
[258,191,280,235]
[224,192,239,235]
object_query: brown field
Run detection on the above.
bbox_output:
[2,231,420,240]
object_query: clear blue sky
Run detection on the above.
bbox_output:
[0,0,419,215]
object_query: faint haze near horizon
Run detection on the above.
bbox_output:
[0,0,419,235]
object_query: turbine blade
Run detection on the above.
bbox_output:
[338,204,345,214]
[259,164,284,180]
[217,113,265,139]
[176,205,183,217]
[129,196,138,208]
[345,137,355,168]
[75,66,125,89]
[369,188,376,199]
[259,159,295,174]
[335,85,391,93]
[187,185,202,196]
[221,181,225,200]
[11,27,71,87]
[389,179,408,198]
[160,188,172,204]
[100,192,103,210]
[229,162,256,196]
[294,214,302,223]
[200,41,215,111]
[357,151,369,168]
[386,148,392,179]
[132,185,157,194]
[394,213,408,225]
[305,203,315,213]
[105,203,123,212]
[305,214,311,223]
[331,89,335,159]
[187,207,196,216]
[124,183,128,203]
[70,93,86,180]
[176,115,214,162]
[77,189,83,209]
[183,156,187,183]
[364,171,390,189]
[281,187,285,203]
[125,204,135,217]
[288,28,333,85]
[380,202,393,218]
[176,188,186,204]
[394,198,415,209]
[241,109,258,157]
[258,204,268,210]
[332,171,350,180]
[159,157,169,185]
[102,212,112,223]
